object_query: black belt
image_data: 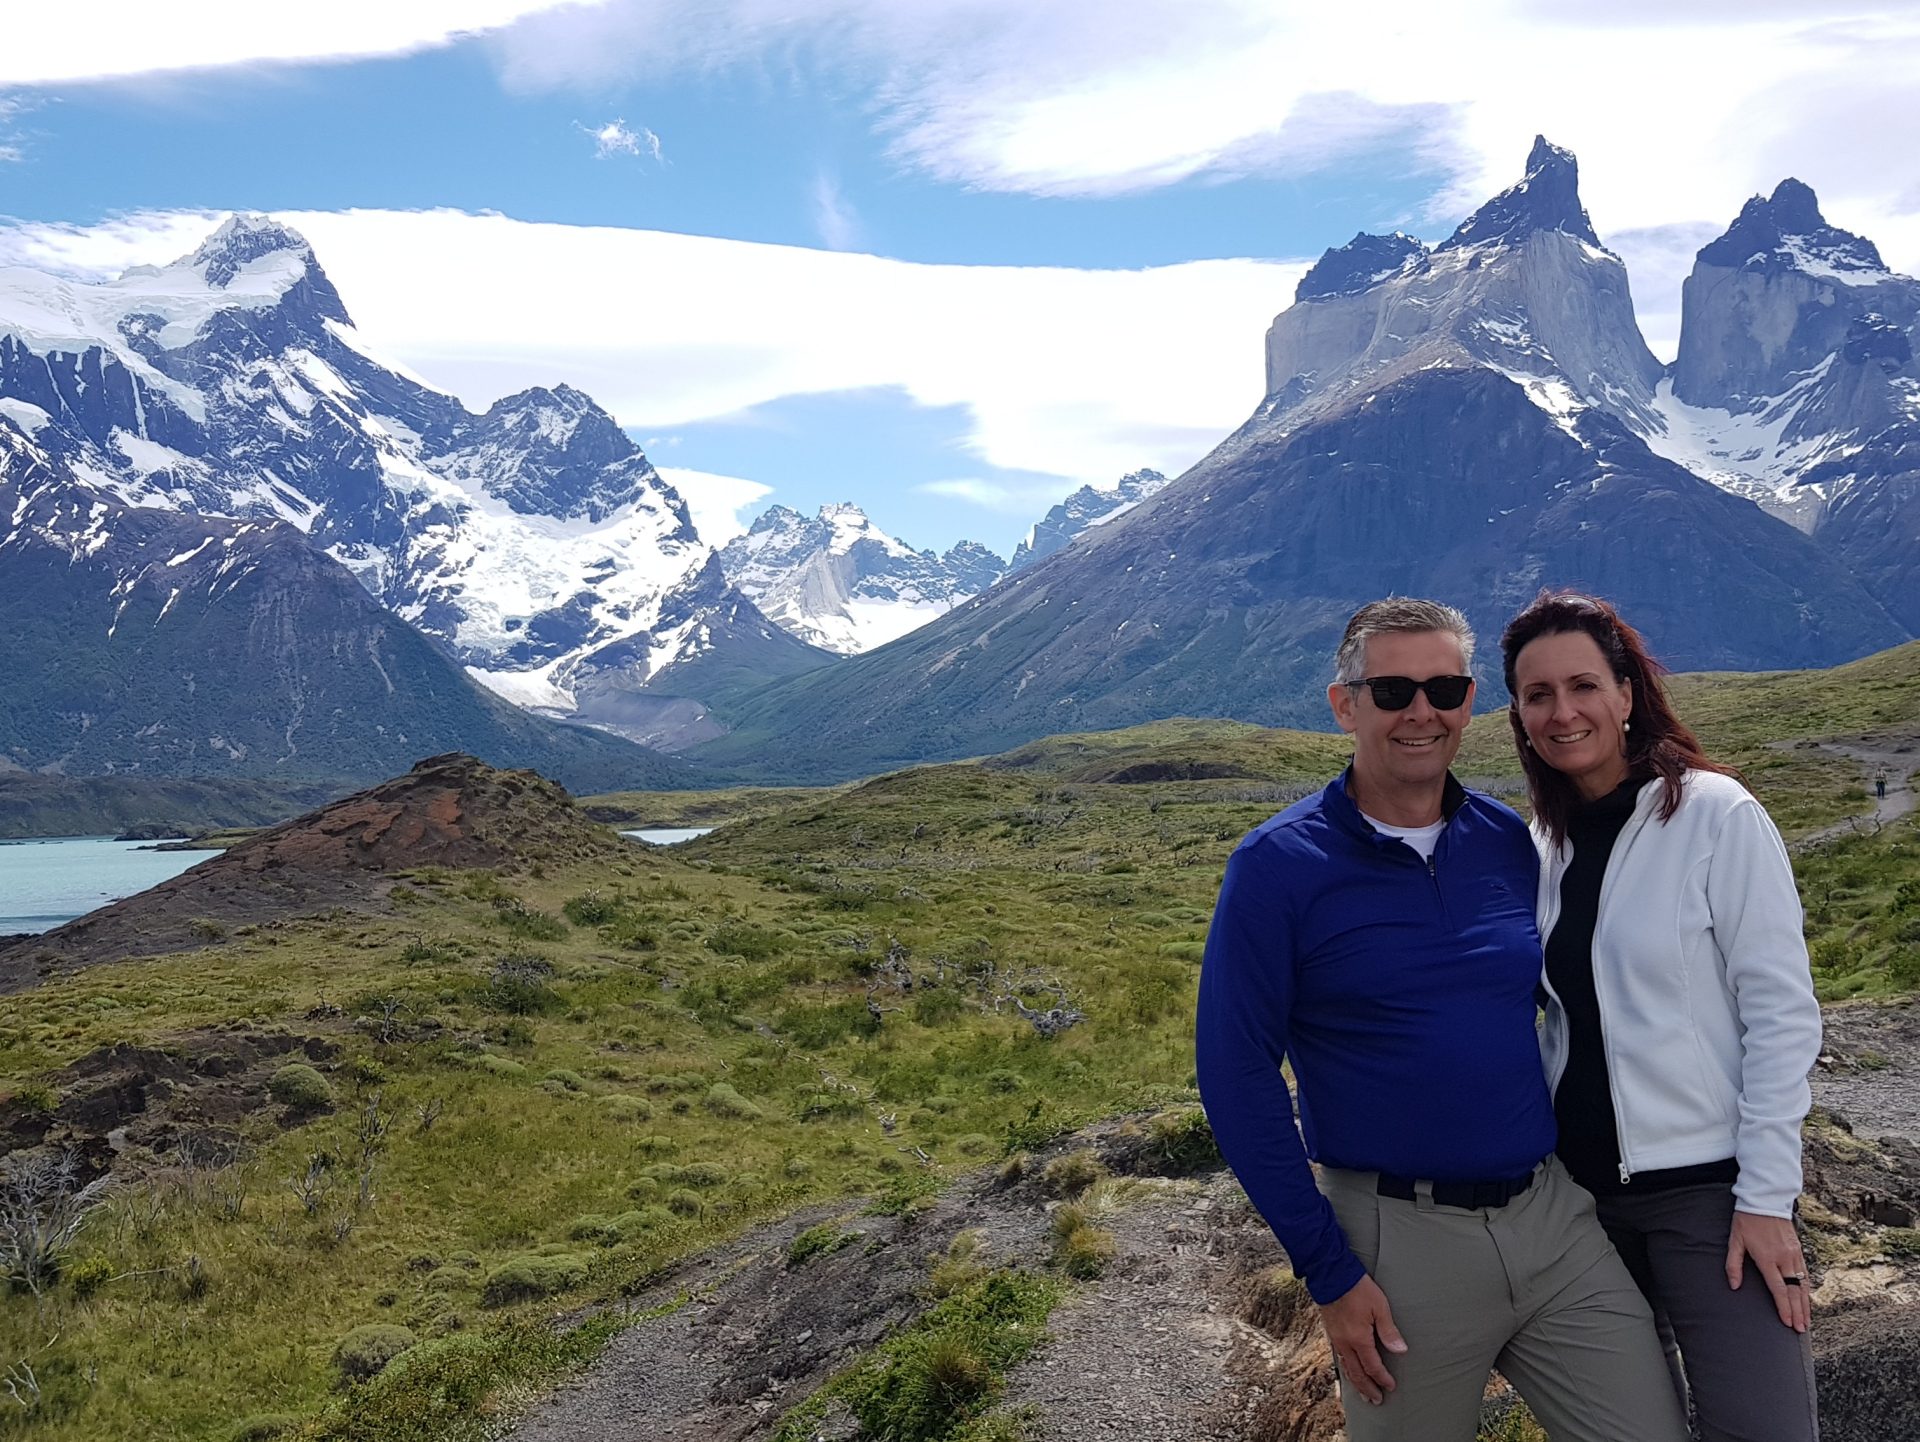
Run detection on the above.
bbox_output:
[1377,1168,1537,1210]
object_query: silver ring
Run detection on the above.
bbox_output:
[1783,1274,1804,1286]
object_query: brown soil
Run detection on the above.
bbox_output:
[0,1025,344,1182]
[0,753,625,990]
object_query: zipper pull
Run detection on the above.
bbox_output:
[1618,1162,1632,1185]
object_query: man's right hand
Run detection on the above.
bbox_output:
[1319,1274,1407,1405]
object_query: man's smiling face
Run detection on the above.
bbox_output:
[1327,629,1474,803]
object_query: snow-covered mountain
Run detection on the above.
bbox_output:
[1642,181,1919,628]
[0,216,828,748]
[0,413,683,788]
[716,503,1003,655]
[1008,469,1170,571]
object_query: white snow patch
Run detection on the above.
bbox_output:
[0,398,51,435]
[466,660,578,713]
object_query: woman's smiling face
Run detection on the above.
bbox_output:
[1512,629,1634,801]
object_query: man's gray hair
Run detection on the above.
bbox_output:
[1333,598,1476,685]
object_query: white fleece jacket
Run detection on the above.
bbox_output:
[1536,770,1823,1217]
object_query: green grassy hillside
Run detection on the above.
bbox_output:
[0,641,1913,1440]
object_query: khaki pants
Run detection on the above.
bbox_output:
[1318,1156,1690,1442]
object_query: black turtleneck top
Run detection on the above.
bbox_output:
[1545,777,1739,1196]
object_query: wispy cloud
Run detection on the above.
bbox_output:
[0,95,32,163]
[580,118,663,162]
[811,173,861,251]
[0,3,582,86]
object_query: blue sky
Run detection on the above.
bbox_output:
[4,2,1917,551]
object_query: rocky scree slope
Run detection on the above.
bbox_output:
[0,752,624,987]
[0,215,828,752]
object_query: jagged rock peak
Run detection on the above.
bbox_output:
[1296,232,1429,302]
[185,214,319,287]
[746,503,807,534]
[1439,136,1601,253]
[1696,178,1890,278]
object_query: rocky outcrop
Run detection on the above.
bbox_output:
[0,754,624,984]
[1261,137,1663,436]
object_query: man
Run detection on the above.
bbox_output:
[1195,598,1687,1442]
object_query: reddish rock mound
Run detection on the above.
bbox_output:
[0,754,622,989]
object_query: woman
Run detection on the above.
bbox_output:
[1500,592,1822,1442]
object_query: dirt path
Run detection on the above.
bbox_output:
[503,1129,1334,1442]
[1782,734,1918,848]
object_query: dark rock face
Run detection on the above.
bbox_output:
[1695,179,1888,278]
[1295,233,1428,302]
[1439,136,1601,252]
[700,369,1904,782]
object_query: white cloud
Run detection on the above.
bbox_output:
[1,3,581,86]
[483,0,1920,345]
[657,466,773,544]
[0,206,1304,493]
[580,118,662,162]
[811,173,861,252]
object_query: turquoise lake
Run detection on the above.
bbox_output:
[0,830,712,935]
[0,836,226,934]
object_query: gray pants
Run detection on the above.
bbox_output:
[1596,1184,1820,1442]
[1319,1156,1689,1442]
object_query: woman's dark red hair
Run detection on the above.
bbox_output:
[1499,590,1734,846]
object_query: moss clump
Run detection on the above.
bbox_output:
[598,1095,654,1122]
[1142,1108,1220,1175]
[704,1082,764,1119]
[665,1189,704,1218]
[788,1223,858,1267]
[774,1271,1060,1442]
[480,1252,592,1307]
[267,1063,334,1112]
[332,1323,417,1384]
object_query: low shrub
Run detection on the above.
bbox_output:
[481,1252,592,1307]
[66,1251,116,1298]
[332,1323,418,1384]
[704,1082,763,1119]
[665,1189,704,1217]
[470,1054,527,1078]
[488,956,560,1015]
[267,1063,334,1112]
[542,1069,587,1092]
[681,1161,731,1188]
[563,892,620,926]
[493,898,569,942]
[566,1214,618,1243]
[599,1095,654,1123]
[983,1069,1025,1095]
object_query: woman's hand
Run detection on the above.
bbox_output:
[1727,1209,1810,1333]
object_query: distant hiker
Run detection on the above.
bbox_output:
[1877,769,1889,800]
[1503,591,1822,1442]
[1196,598,1686,1442]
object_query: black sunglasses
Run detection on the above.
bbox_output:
[1346,674,1473,711]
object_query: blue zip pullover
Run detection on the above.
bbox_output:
[1195,768,1554,1304]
